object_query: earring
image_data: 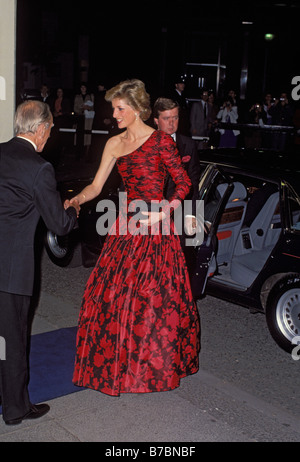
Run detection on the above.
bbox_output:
[135,113,138,121]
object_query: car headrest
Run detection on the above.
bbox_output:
[217,182,247,202]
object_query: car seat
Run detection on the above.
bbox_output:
[230,188,281,287]
[215,181,248,264]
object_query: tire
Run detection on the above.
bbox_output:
[266,274,300,353]
[44,230,82,267]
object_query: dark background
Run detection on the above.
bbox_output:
[16,0,299,105]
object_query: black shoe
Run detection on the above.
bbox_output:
[5,403,50,425]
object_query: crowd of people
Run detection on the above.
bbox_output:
[169,76,298,152]
[32,78,299,162]
[30,82,111,162]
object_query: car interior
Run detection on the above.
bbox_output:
[204,175,283,290]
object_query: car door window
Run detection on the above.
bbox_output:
[190,165,233,297]
[286,185,300,232]
[198,165,234,230]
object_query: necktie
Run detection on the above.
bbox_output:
[204,103,207,119]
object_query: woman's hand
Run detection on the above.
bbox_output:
[139,210,166,226]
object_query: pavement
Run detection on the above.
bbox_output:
[0,250,254,445]
[1,251,299,445]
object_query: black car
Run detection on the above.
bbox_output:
[192,148,300,354]
[44,177,119,268]
[45,148,300,354]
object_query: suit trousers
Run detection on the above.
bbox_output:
[0,291,31,421]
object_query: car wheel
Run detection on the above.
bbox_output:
[44,230,81,267]
[266,274,300,353]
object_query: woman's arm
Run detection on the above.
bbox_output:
[159,133,191,204]
[139,132,191,226]
[69,137,117,206]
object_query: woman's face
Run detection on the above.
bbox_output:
[112,98,136,129]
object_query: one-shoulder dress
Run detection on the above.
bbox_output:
[73,130,200,396]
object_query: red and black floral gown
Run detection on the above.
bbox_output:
[73,130,200,396]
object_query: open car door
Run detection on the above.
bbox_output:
[190,164,234,298]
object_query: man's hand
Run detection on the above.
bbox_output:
[64,199,80,217]
[185,215,211,235]
[184,215,198,235]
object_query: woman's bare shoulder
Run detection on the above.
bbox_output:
[104,133,124,158]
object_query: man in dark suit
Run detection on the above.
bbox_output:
[190,88,213,149]
[153,97,200,271]
[168,76,190,136]
[0,100,80,425]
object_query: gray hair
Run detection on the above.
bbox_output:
[14,100,52,135]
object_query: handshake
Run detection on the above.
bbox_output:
[64,198,80,218]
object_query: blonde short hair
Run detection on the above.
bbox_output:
[105,79,151,121]
[14,100,52,135]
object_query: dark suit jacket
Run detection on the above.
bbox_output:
[0,137,77,296]
[165,133,200,216]
[168,90,190,136]
[190,100,213,136]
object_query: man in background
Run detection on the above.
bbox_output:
[190,88,213,149]
[168,76,190,136]
[153,97,200,271]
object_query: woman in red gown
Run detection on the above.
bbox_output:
[70,79,200,396]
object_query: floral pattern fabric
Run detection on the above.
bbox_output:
[73,130,200,396]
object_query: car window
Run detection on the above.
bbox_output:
[287,185,300,232]
[202,172,230,223]
[242,181,279,228]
